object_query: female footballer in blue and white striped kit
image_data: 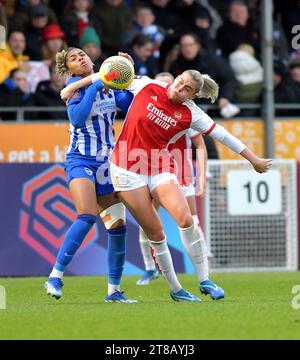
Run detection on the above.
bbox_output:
[45,47,136,302]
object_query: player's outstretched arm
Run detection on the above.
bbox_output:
[208,124,272,173]
[240,147,272,173]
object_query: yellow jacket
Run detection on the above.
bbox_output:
[0,44,29,83]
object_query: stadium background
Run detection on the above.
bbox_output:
[1,0,300,341]
[0,0,300,275]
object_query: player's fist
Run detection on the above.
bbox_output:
[252,158,272,173]
[60,84,75,103]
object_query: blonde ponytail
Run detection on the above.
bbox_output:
[184,70,219,103]
[199,74,219,103]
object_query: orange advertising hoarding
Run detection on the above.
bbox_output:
[0,122,124,162]
[0,120,300,162]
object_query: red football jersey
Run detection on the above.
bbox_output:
[111,76,215,175]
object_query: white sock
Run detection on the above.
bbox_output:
[108,283,120,296]
[193,214,199,227]
[193,216,212,261]
[149,238,181,293]
[139,227,156,271]
[49,268,64,279]
[178,223,209,283]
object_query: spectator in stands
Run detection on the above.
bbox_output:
[197,0,223,39]
[60,0,95,48]
[217,0,259,57]
[274,0,300,48]
[79,26,103,72]
[42,24,67,67]
[0,30,30,84]
[251,1,290,63]
[149,0,182,35]
[34,63,67,120]
[0,1,7,30]
[274,60,300,115]
[169,33,237,116]
[289,59,300,90]
[0,68,34,120]
[229,43,263,103]
[24,3,50,60]
[13,0,57,32]
[93,0,132,57]
[123,4,165,58]
[48,0,69,17]
[127,33,158,77]
[160,41,180,72]
[190,4,219,51]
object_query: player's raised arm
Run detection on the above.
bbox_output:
[60,73,99,103]
[185,71,272,174]
[61,53,134,102]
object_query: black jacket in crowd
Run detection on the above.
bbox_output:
[34,80,67,120]
[217,19,260,57]
[169,50,236,101]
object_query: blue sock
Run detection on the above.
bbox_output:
[55,214,97,272]
[107,225,127,285]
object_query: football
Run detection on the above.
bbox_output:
[99,56,135,90]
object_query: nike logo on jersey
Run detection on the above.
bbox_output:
[150,95,158,102]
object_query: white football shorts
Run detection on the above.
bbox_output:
[110,162,179,193]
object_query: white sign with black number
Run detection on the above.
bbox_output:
[227,170,282,215]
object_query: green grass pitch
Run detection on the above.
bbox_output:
[0,272,300,340]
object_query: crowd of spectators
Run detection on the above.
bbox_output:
[0,0,300,121]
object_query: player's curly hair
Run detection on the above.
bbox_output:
[56,47,75,77]
[184,70,219,103]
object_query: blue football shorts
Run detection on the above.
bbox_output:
[65,156,114,196]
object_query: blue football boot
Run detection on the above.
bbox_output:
[199,279,225,300]
[170,288,201,302]
[136,269,159,285]
[105,290,138,303]
[44,277,64,299]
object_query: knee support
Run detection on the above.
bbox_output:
[100,203,126,229]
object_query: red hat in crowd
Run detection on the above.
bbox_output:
[42,24,66,41]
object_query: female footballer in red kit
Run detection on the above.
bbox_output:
[61,65,272,302]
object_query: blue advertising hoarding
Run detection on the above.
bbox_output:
[0,164,193,276]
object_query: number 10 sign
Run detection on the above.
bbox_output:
[227,170,282,215]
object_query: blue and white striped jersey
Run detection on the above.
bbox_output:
[66,77,116,159]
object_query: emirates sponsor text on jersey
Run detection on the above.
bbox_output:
[147,102,177,130]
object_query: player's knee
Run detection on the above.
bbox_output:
[76,201,98,216]
[100,203,126,230]
[77,207,98,217]
[147,229,165,242]
[177,213,194,228]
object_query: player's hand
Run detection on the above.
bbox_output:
[60,84,75,103]
[196,178,206,198]
[252,158,272,173]
[118,52,134,66]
